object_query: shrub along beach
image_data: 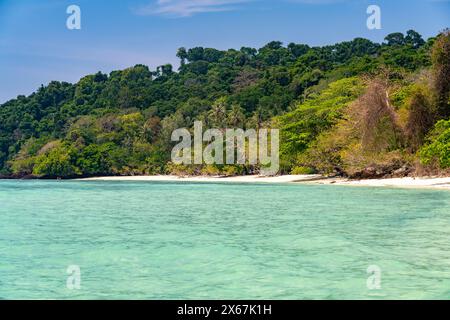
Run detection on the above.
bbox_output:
[1,30,449,182]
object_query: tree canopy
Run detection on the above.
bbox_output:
[1,30,449,178]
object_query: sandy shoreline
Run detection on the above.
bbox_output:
[79,174,324,184]
[79,175,450,190]
[306,176,450,190]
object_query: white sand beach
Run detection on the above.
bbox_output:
[79,175,450,189]
[311,176,450,190]
[79,174,324,184]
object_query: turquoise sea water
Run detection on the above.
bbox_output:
[0,180,449,300]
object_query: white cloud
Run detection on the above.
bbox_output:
[135,0,253,17]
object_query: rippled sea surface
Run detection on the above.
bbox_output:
[1,180,449,299]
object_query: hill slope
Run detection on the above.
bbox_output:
[1,30,449,178]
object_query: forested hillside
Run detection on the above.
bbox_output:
[0,30,449,178]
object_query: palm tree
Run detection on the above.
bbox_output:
[208,97,228,128]
[227,104,246,128]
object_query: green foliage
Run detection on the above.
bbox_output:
[1,30,445,177]
[9,157,36,176]
[404,84,436,150]
[277,77,364,172]
[76,143,115,175]
[291,166,316,175]
[431,29,450,118]
[33,142,80,177]
[420,120,450,169]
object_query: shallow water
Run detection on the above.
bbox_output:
[0,180,449,299]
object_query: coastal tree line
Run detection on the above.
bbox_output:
[0,30,449,178]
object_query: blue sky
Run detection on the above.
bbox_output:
[0,0,449,103]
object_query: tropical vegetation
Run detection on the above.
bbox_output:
[0,29,449,178]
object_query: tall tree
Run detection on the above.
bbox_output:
[385,32,405,46]
[405,30,425,48]
[432,29,450,119]
[405,87,435,150]
[176,47,188,66]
